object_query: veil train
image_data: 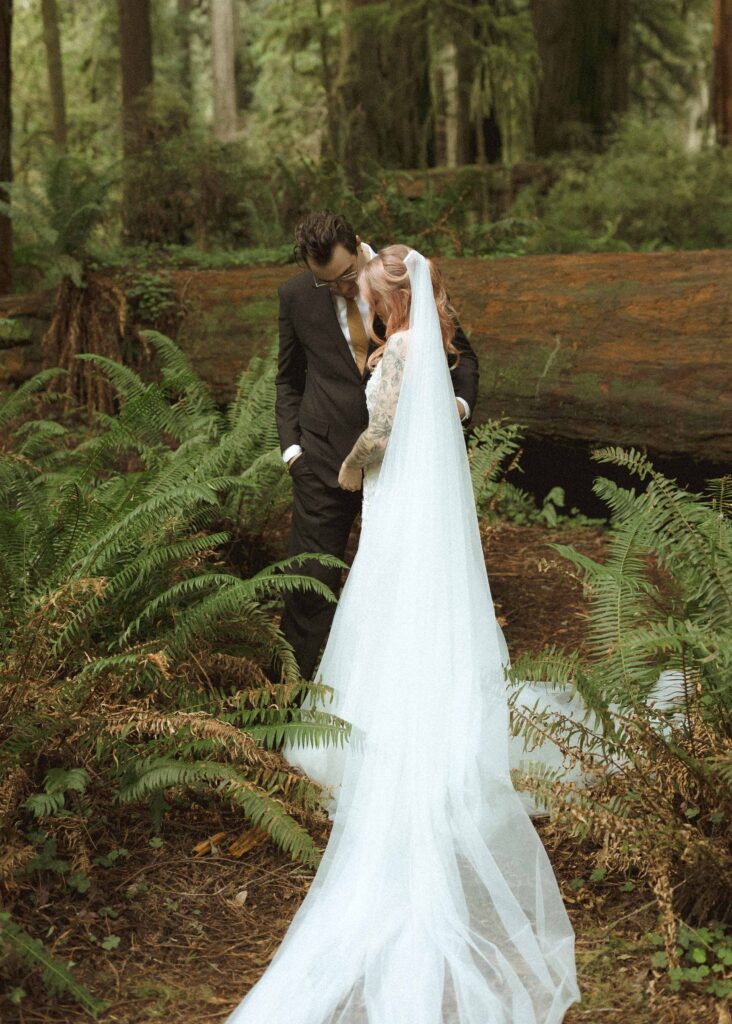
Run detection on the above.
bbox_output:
[224,250,580,1024]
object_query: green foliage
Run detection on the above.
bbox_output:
[24,768,90,819]
[468,420,604,527]
[0,911,107,1017]
[468,419,535,521]
[646,920,732,999]
[629,0,711,118]
[123,271,179,325]
[5,0,721,264]
[507,448,732,973]
[513,118,732,254]
[0,332,349,941]
[1,151,116,288]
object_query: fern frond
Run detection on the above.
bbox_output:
[0,911,107,1015]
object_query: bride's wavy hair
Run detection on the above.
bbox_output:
[358,245,460,371]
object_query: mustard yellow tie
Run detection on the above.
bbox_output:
[345,296,369,375]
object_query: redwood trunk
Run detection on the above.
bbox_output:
[41,0,67,147]
[117,0,154,242]
[713,0,732,146]
[531,0,630,154]
[176,0,194,98]
[3,252,731,461]
[334,0,431,177]
[0,0,12,294]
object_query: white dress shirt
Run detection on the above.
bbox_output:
[282,241,470,465]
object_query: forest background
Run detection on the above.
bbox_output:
[1,0,732,285]
[1,3,732,1023]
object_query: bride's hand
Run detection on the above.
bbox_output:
[338,463,363,492]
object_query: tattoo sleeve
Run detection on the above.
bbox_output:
[343,332,409,470]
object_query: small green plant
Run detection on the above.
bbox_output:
[646,921,732,999]
[124,271,178,324]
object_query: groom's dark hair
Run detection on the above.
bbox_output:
[294,211,358,266]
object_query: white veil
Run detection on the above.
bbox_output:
[225,249,580,1024]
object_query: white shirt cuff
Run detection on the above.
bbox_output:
[282,443,302,464]
[457,398,470,422]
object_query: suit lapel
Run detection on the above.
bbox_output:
[310,282,364,382]
[306,276,385,384]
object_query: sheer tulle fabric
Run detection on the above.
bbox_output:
[224,251,580,1024]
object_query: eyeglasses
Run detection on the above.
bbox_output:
[311,266,359,289]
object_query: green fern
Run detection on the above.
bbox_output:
[508,448,732,945]
[0,333,349,913]
[0,911,107,1016]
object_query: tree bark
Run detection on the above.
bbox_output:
[713,0,732,146]
[117,0,153,156]
[41,0,67,148]
[176,0,194,99]
[531,0,630,155]
[454,28,474,166]
[210,0,237,142]
[0,0,11,295]
[313,0,338,160]
[117,0,154,243]
[5,252,730,461]
[335,0,431,177]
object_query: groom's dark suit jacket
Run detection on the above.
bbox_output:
[276,268,479,489]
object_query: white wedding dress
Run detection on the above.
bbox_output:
[224,252,581,1024]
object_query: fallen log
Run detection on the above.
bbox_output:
[1,251,730,462]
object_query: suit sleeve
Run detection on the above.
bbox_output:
[449,312,479,423]
[275,283,307,452]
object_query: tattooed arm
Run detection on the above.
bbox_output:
[344,331,409,471]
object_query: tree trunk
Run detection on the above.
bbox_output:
[313,0,338,160]
[454,22,476,165]
[5,252,730,461]
[713,0,732,146]
[531,0,630,154]
[41,0,67,148]
[176,0,194,99]
[210,0,237,142]
[335,0,431,177]
[117,0,154,243]
[0,0,11,295]
[434,42,459,167]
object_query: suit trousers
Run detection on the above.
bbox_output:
[279,453,362,683]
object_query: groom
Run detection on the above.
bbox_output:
[275,211,479,681]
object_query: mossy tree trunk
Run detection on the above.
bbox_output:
[4,253,731,460]
[0,0,12,295]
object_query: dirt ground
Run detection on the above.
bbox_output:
[2,521,724,1024]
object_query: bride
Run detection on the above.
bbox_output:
[224,246,581,1024]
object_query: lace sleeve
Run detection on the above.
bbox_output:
[343,331,409,470]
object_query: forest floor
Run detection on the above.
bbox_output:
[3,520,725,1024]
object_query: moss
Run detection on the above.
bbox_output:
[0,318,33,346]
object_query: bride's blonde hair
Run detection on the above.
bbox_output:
[358,245,460,371]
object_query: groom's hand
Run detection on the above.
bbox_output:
[338,463,363,492]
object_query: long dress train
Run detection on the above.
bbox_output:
[224,251,581,1024]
